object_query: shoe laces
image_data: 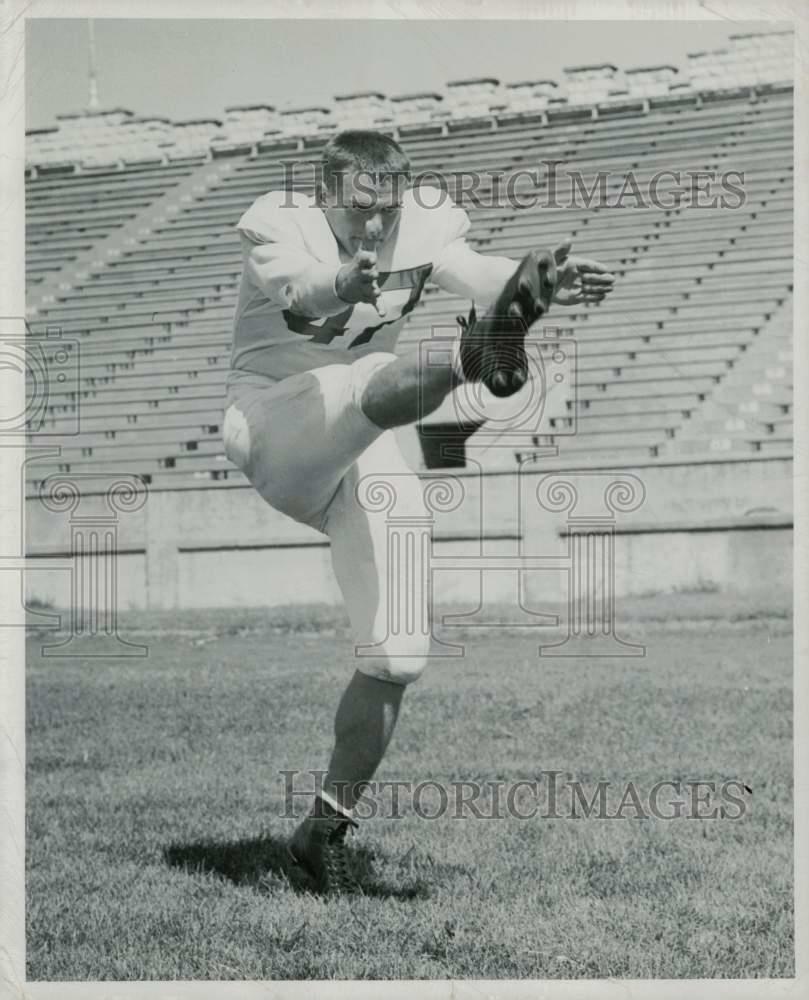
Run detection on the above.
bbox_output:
[457,303,477,333]
[323,818,357,892]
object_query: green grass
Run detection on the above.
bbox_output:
[26,598,793,981]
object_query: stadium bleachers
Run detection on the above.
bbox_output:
[24,31,793,493]
[26,159,208,287]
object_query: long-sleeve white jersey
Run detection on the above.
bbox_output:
[229,187,518,380]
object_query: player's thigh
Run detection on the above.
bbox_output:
[223,353,398,530]
[323,430,431,660]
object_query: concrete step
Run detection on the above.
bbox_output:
[569,394,700,415]
[716,383,792,404]
[550,409,686,433]
[515,441,658,464]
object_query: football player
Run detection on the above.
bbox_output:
[223,129,615,892]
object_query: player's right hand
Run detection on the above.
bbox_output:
[335,219,387,316]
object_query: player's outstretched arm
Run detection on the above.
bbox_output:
[429,198,519,303]
[431,201,616,310]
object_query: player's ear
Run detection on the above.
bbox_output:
[393,169,411,201]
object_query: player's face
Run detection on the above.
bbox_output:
[320,172,404,253]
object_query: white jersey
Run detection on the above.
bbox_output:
[229,187,516,381]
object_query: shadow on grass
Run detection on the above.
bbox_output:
[163,835,431,901]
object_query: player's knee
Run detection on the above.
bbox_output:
[354,351,410,430]
[357,643,430,686]
[353,351,398,408]
[222,402,252,473]
[358,659,427,686]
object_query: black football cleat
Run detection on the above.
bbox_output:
[287,797,360,896]
[458,249,557,398]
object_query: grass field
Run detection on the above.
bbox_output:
[26,594,793,981]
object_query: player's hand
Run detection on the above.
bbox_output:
[335,218,387,316]
[551,237,616,307]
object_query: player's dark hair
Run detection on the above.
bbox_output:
[321,130,411,195]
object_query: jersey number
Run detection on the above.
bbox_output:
[282,264,432,348]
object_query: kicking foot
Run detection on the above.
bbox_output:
[458,249,557,398]
[287,797,360,895]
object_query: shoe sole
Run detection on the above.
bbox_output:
[463,249,556,398]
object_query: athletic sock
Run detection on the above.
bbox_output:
[315,788,355,821]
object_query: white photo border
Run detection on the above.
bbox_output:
[1,1,806,998]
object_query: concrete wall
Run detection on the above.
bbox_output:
[24,455,793,611]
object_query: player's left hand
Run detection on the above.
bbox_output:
[551,237,616,307]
